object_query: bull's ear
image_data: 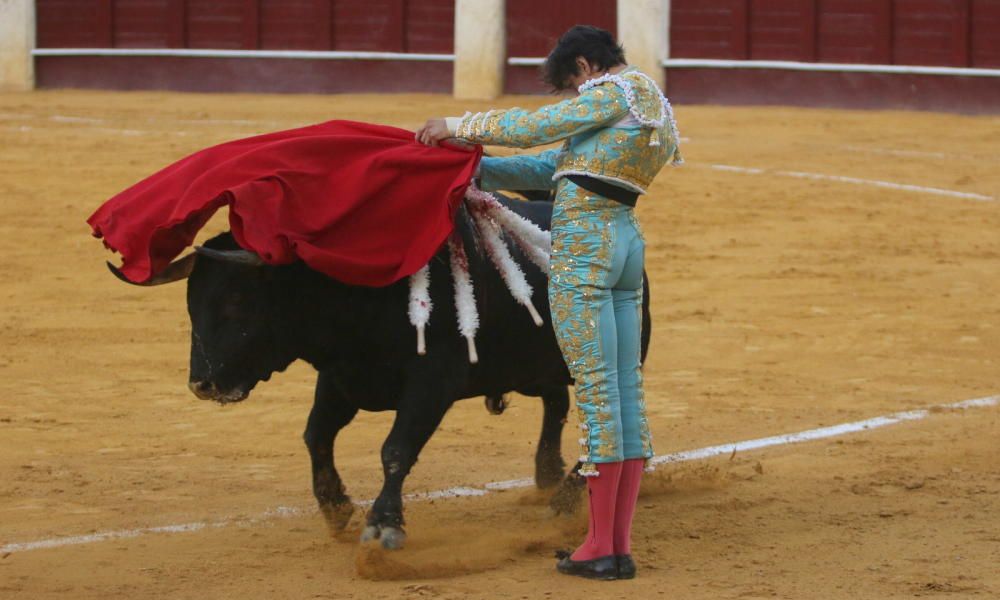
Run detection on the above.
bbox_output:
[106,253,196,286]
[194,246,265,266]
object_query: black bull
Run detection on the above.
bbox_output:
[110,193,651,549]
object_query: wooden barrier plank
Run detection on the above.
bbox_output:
[749,0,816,61]
[186,0,244,50]
[242,0,260,50]
[671,0,748,60]
[506,0,615,57]
[167,0,186,49]
[893,0,969,67]
[405,0,454,54]
[96,0,114,48]
[971,0,1000,67]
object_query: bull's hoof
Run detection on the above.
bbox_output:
[319,499,355,532]
[379,527,406,550]
[535,456,566,489]
[359,524,407,550]
[550,476,585,515]
[360,525,381,543]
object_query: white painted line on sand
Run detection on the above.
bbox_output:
[838,145,1000,162]
[0,112,299,129]
[710,164,765,175]
[684,137,996,163]
[0,508,302,553]
[706,163,995,201]
[653,395,996,466]
[50,115,106,124]
[3,124,198,137]
[777,169,995,201]
[166,118,282,126]
[2,394,995,555]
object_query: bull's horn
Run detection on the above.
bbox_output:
[194,246,265,266]
[106,253,196,286]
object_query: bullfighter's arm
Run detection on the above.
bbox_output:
[477,148,561,192]
[445,84,629,148]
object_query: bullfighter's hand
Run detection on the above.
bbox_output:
[416,118,451,146]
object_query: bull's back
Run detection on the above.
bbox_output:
[313,192,648,406]
[450,194,570,398]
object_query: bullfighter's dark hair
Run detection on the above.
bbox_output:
[542,25,627,91]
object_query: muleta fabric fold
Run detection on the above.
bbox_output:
[88,119,483,287]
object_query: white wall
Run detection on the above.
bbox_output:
[618,0,669,89]
[453,0,505,99]
[451,0,670,97]
[0,0,35,91]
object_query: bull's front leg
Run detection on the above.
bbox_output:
[304,370,359,534]
[362,362,460,550]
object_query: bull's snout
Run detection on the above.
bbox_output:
[188,380,217,400]
[188,380,249,404]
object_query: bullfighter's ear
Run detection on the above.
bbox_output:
[193,246,266,266]
[106,253,196,286]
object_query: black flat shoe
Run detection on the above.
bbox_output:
[616,554,636,579]
[555,553,618,580]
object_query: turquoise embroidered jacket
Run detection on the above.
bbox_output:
[453,67,682,195]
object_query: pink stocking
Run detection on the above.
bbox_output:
[612,458,645,555]
[571,461,623,561]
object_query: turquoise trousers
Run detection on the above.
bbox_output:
[548,179,654,476]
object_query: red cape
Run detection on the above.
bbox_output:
[88,120,482,286]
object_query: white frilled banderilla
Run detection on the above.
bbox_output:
[407,185,552,363]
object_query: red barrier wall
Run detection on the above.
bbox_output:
[35,0,455,93]
[667,0,1000,113]
[504,0,617,93]
[506,0,616,57]
[32,0,1000,112]
[37,0,455,52]
[671,0,749,59]
[816,1,892,63]
[670,0,1000,68]
[34,55,453,94]
[666,68,1000,113]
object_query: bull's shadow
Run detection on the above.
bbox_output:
[110,192,651,550]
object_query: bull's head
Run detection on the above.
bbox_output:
[108,234,296,404]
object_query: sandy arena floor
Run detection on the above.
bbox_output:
[0,90,998,599]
